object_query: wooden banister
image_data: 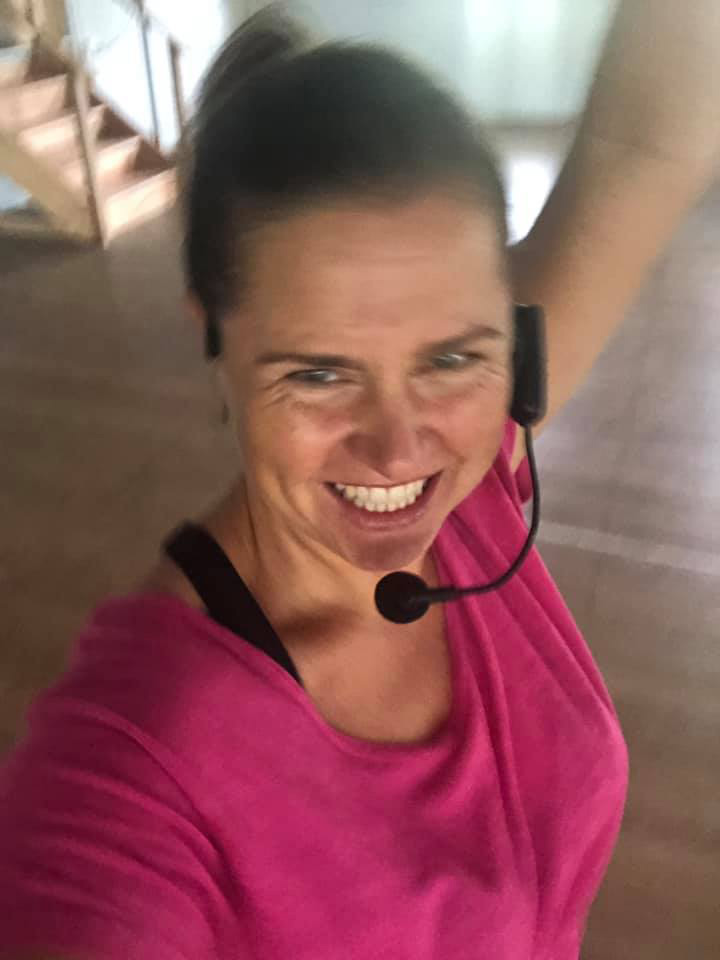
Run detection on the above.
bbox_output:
[70,55,107,245]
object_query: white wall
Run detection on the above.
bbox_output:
[1,3,616,212]
[0,4,616,215]
[281,0,617,123]
[66,0,615,146]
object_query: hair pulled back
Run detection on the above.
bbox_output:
[185,6,508,358]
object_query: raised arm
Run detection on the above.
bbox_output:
[509,0,720,468]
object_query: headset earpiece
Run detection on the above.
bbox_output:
[511,304,547,428]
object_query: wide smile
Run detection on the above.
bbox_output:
[323,472,442,529]
[332,476,430,511]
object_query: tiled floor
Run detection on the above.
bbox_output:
[1,128,719,957]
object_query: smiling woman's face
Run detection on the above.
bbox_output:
[220,191,513,575]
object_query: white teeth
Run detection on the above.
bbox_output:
[333,477,430,512]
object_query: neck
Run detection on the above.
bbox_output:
[203,476,434,633]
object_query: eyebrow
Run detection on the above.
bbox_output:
[255,322,506,369]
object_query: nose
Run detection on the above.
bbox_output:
[345,387,427,481]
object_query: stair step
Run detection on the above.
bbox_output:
[0,44,66,87]
[0,73,70,130]
[98,150,166,195]
[18,103,105,154]
[104,167,177,238]
[48,134,143,191]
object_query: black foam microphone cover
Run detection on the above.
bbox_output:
[374,571,429,624]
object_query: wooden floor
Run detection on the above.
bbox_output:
[1,130,719,957]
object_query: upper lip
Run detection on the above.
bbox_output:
[329,473,437,487]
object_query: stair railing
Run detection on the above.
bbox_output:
[22,0,187,157]
[103,0,187,155]
[9,0,189,244]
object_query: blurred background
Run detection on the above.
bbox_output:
[1,2,718,958]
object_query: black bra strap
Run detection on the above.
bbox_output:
[163,522,303,687]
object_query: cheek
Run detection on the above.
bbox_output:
[436,408,507,481]
[424,373,512,447]
[238,371,511,477]
[241,395,350,477]
[435,382,510,506]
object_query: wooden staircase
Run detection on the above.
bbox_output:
[0,36,178,244]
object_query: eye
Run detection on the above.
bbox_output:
[429,351,484,371]
[286,368,341,386]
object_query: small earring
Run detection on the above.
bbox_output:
[221,401,229,425]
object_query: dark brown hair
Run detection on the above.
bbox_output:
[185,7,508,358]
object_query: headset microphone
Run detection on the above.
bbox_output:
[374,305,547,625]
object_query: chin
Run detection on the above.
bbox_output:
[338,534,434,576]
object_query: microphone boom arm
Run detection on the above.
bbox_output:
[374,424,541,624]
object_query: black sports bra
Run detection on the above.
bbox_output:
[163,522,304,687]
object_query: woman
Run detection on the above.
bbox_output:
[1,2,717,958]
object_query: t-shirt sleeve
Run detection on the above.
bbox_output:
[0,696,225,960]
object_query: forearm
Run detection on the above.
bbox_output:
[511,138,710,417]
[583,0,720,172]
[510,0,719,423]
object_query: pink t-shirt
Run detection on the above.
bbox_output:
[0,420,628,959]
